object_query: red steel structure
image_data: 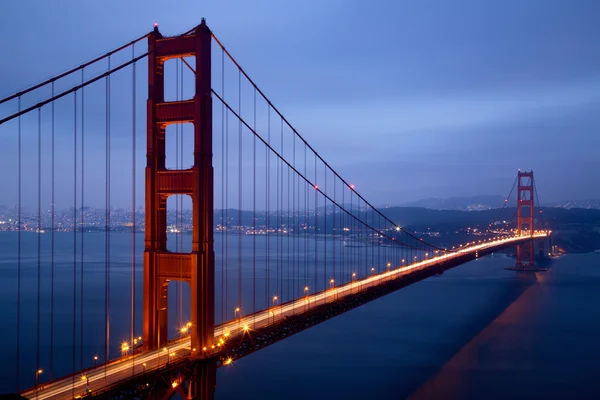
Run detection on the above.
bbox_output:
[144,20,214,355]
[516,170,535,267]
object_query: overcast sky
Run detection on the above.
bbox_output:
[1,0,599,210]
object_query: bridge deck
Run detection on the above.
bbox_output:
[22,234,547,400]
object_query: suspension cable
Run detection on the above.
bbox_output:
[211,33,445,252]
[212,90,436,251]
[0,34,149,105]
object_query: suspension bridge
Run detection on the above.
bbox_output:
[0,20,549,399]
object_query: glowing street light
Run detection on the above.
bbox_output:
[93,355,98,367]
[142,362,146,372]
[304,286,309,296]
[35,369,43,390]
[161,347,168,365]
[121,342,130,356]
[386,262,391,271]
[234,307,241,320]
[401,259,405,266]
[370,267,375,275]
[272,295,278,307]
[329,278,335,289]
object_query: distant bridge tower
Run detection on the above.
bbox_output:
[516,170,534,267]
[144,20,214,355]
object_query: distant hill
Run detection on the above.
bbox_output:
[398,195,505,211]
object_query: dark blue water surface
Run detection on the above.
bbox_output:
[216,253,600,399]
[1,232,599,398]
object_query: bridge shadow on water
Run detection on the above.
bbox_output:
[409,271,544,399]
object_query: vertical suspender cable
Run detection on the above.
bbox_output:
[72,90,78,396]
[277,119,281,299]
[16,96,21,392]
[36,107,42,384]
[179,58,184,326]
[238,69,242,314]
[304,144,307,289]
[131,44,137,369]
[50,83,55,380]
[314,154,317,293]
[323,165,326,289]
[266,107,270,307]
[80,68,85,372]
[252,87,256,321]
[333,174,336,285]
[175,60,180,328]
[105,56,111,374]
[221,49,225,323]
[225,78,229,321]
[287,146,291,301]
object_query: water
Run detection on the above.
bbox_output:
[216,253,600,399]
[0,232,599,398]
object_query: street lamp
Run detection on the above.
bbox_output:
[304,286,309,296]
[370,267,375,275]
[121,342,130,357]
[329,278,335,289]
[272,295,278,307]
[142,362,146,372]
[161,347,168,365]
[386,262,391,271]
[93,355,98,367]
[81,375,90,393]
[35,369,43,390]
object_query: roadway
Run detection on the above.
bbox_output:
[22,233,548,399]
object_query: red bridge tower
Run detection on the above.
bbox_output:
[143,20,214,355]
[516,170,535,268]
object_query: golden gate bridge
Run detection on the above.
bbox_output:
[0,20,549,399]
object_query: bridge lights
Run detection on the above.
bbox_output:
[272,295,278,306]
[142,362,146,372]
[304,286,309,295]
[350,184,355,190]
[121,342,130,356]
[234,307,241,320]
[224,357,233,365]
[396,226,400,231]
[370,267,375,275]
[243,324,250,332]
[330,278,335,288]
[386,262,391,270]
[93,355,98,367]
[401,259,405,265]
[35,369,43,389]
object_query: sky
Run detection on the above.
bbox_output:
[1,0,599,210]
